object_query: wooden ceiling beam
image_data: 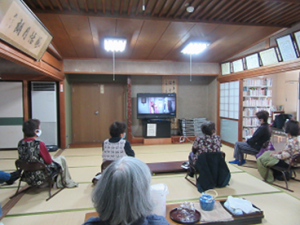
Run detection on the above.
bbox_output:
[194,0,216,20]
[201,0,227,20]
[159,0,169,18]
[228,2,263,22]
[73,0,80,12]
[46,0,54,10]
[136,0,142,15]
[83,0,88,12]
[64,0,72,11]
[173,0,187,18]
[209,0,236,20]
[180,0,196,19]
[276,8,300,25]
[30,9,287,27]
[120,0,124,15]
[260,4,295,24]
[151,0,160,17]
[27,0,36,9]
[166,0,177,18]
[143,0,152,16]
[218,1,246,21]
[102,0,105,14]
[249,3,287,24]
[37,0,46,10]
[187,0,205,20]
[0,74,55,81]
[111,0,114,15]
[128,0,133,15]
[56,0,64,11]
[93,0,97,14]
[221,1,253,22]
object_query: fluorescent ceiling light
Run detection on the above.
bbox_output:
[104,38,127,52]
[181,42,210,55]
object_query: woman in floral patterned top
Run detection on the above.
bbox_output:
[189,121,221,165]
[257,120,300,181]
[270,120,300,164]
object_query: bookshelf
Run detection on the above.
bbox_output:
[242,77,272,139]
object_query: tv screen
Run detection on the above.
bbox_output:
[137,93,176,119]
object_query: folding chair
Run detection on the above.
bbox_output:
[10,159,65,201]
[264,154,300,192]
[185,152,226,187]
[101,160,113,172]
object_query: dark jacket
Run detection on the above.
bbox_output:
[195,152,231,193]
[246,123,271,150]
[83,215,169,225]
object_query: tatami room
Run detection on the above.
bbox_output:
[1,0,300,225]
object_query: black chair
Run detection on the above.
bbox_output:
[185,152,226,187]
[10,159,65,201]
[264,154,300,192]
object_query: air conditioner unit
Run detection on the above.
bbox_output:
[31,82,58,145]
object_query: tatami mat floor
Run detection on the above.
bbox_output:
[1,143,300,224]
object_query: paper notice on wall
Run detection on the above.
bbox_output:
[147,123,157,137]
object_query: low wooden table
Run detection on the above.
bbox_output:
[84,200,264,225]
[146,161,186,174]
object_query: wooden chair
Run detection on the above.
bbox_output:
[264,154,300,192]
[185,151,225,186]
[10,159,65,201]
[101,160,113,172]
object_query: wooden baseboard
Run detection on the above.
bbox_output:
[69,142,102,148]
[143,138,172,145]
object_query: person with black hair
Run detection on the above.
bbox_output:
[102,121,135,162]
[18,119,77,188]
[229,110,271,166]
[189,121,221,165]
[257,120,300,181]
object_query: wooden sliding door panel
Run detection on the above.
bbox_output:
[71,82,125,143]
[98,83,125,141]
[71,83,100,143]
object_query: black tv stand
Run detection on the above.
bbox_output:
[142,119,171,138]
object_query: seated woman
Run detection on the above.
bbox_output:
[257,120,300,182]
[84,157,169,225]
[102,121,135,162]
[189,121,221,166]
[229,110,271,166]
[18,119,77,188]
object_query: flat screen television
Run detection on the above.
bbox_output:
[137,93,176,119]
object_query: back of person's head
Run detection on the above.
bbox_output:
[22,119,40,138]
[92,157,153,225]
[285,120,299,136]
[109,121,127,137]
[201,121,215,136]
[256,110,269,123]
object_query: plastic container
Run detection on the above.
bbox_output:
[199,189,218,211]
[150,183,169,217]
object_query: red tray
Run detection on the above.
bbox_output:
[169,208,201,224]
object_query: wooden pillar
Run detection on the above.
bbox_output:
[127,76,132,143]
[59,80,66,149]
[22,80,29,122]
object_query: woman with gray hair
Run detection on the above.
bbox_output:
[83,157,169,225]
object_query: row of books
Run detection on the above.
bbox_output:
[243,107,271,116]
[243,87,272,96]
[243,78,272,87]
[242,127,257,138]
[243,98,272,106]
[243,117,259,126]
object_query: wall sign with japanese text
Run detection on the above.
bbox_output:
[0,0,52,61]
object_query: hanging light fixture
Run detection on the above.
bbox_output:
[104,38,127,81]
[181,42,210,81]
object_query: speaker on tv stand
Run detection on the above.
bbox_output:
[142,119,171,138]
